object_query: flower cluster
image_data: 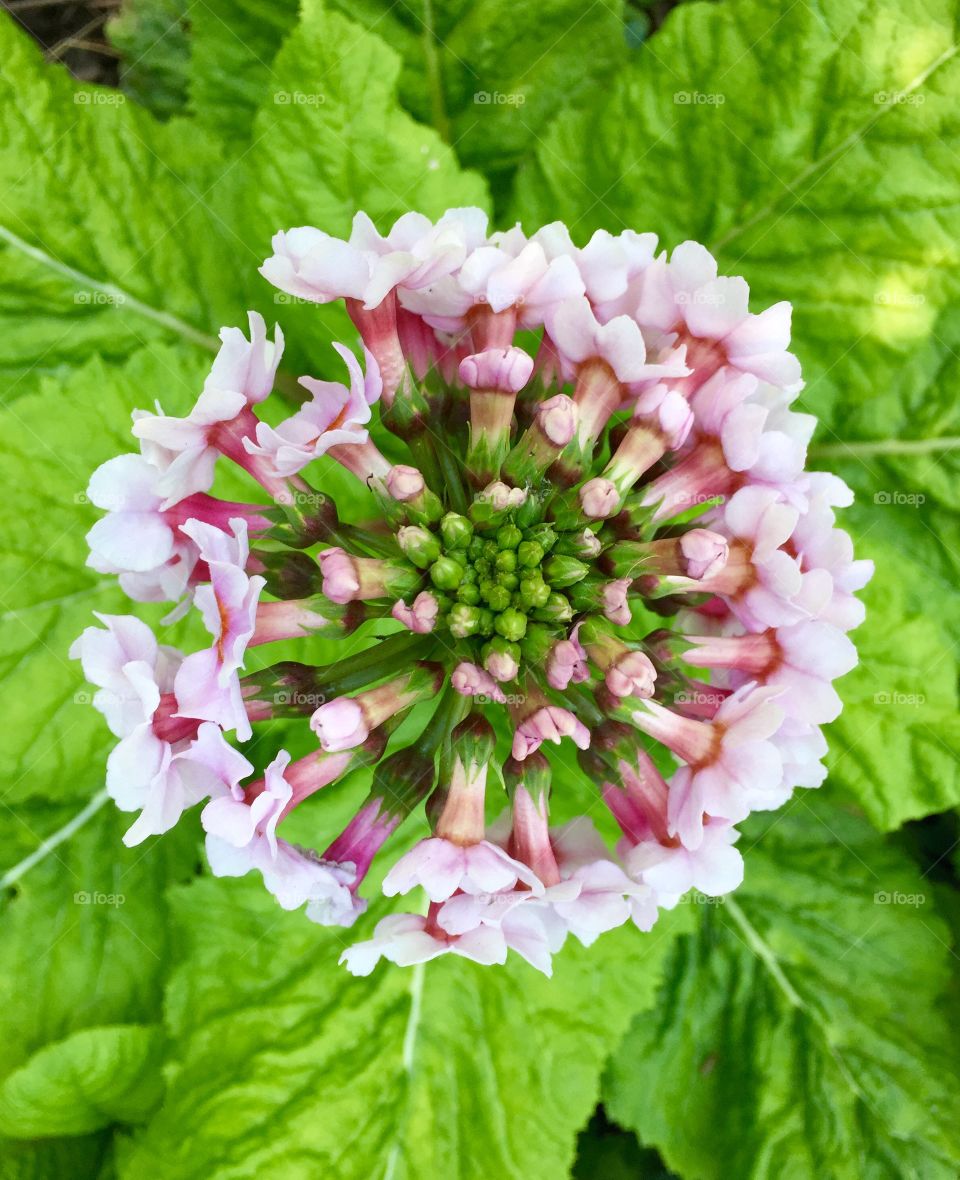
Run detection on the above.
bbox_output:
[73,209,871,976]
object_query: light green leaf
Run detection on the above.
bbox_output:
[107,0,191,120]
[118,876,689,1180]
[0,1135,109,1180]
[188,0,298,140]
[604,798,960,1179]
[0,10,488,398]
[0,1026,163,1138]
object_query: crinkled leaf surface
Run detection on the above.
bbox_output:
[604,798,960,1178]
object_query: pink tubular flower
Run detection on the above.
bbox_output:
[173,519,266,741]
[244,344,383,478]
[203,750,357,916]
[632,683,785,848]
[76,208,868,977]
[635,240,802,393]
[69,614,252,845]
[392,591,439,633]
[340,910,509,975]
[133,312,286,506]
[511,705,591,760]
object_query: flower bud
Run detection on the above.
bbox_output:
[543,554,589,588]
[579,477,620,520]
[680,528,729,581]
[430,555,465,590]
[459,346,534,393]
[535,394,578,447]
[397,525,442,568]
[606,651,657,699]
[385,464,425,502]
[440,512,473,550]
[494,607,528,642]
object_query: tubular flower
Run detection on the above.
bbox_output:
[74,209,871,977]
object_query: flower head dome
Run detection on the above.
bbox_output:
[74,209,870,977]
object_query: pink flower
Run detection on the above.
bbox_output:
[622,820,744,902]
[632,683,785,848]
[601,578,633,626]
[511,706,591,760]
[546,295,680,386]
[69,614,252,846]
[391,591,439,634]
[203,750,358,918]
[451,661,506,704]
[459,346,534,393]
[635,241,802,393]
[546,626,590,691]
[383,837,542,903]
[310,697,368,752]
[261,209,487,309]
[244,344,382,477]
[532,223,658,311]
[384,464,426,502]
[684,620,858,725]
[173,519,265,741]
[133,312,284,506]
[534,394,578,447]
[605,651,657,699]
[340,911,509,975]
[579,477,619,520]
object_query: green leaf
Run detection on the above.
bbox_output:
[248,0,488,235]
[0,1135,109,1180]
[188,0,298,140]
[118,876,689,1180]
[604,798,960,1178]
[824,552,960,830]
[107,0,191,120]
[0,1026,163,1138]
[0,799,197,1076]
[0,9,488,398]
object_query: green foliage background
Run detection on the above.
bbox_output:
[1,0,959,1176]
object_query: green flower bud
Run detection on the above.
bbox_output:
[543,554,590,588]
[495,607,528,642]
[495,549,517,572]
[448,603,484,638]
[516,540,544,569]
[457,582,481,605]
[468,536,485,560]
[397,525,441,569]
[518,575,551,609]
[497,572,519,591]
[496,523,523,551]
[524,523,558,552]
[430,555,465,590]
[441,512,474,550]
[532,592,574,624]
[476,608,496,636]
[484,584,512,612]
